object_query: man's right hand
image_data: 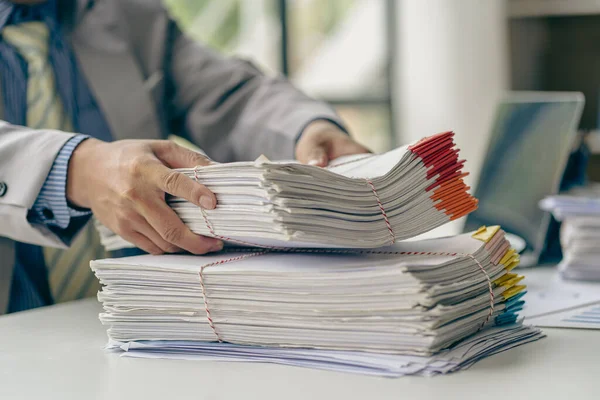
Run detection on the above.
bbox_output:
[66,138,223,255]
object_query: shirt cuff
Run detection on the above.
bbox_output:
[29,134,91,229]
[295,117,350,143]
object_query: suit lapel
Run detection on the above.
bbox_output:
[65,0,162,141]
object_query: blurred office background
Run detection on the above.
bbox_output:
[164,0,600,187]
[164,0,396,156]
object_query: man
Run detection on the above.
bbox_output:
[0,0,369,313]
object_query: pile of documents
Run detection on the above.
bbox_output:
[108,324,539,377]
[99,131,477,250]
[92,226,544,377]
[540,185,600,280]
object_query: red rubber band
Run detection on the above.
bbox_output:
[365,179,396,245]
[198,252,268,342]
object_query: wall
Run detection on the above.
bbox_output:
[395,0,509,187]
[394,0,509,236]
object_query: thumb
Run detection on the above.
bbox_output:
[299,145,328,167]
[151,140,212,169]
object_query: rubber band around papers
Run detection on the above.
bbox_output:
[365,179,396,245]
[198,251,268,342]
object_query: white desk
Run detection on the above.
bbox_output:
[1,298,599,400]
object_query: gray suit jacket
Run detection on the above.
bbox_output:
[0,0,343,313]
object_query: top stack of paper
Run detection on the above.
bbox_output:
[99,132,477,250]
[541,185,600,280]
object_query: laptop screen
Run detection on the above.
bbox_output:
[464,93,584,255]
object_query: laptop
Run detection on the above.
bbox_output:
[464,91,585,267]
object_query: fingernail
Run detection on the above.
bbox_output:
[308,159,321,166]
[210,241,224,252]
[200,196,215,209]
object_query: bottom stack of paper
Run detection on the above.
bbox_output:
[107,324,542,377]
[92,226,544,376]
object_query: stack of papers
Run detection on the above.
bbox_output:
[99,132,477,250]
[92,226,543,376]
[109,324,542,377]
[540,185,600,280]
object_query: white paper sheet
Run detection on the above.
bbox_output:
[526,303,600,329]
[522,267,600,319]
[110,324,544,377]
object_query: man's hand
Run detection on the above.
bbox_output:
[67,139,223,255]
[295,120,370,167]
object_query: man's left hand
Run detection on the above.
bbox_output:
[295,120,370,167]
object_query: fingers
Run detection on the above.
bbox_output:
[306,145,329,167]
[118,229,163,255]
[295,136,329,167]
[296,121,371,167]
[107,209,181,255]
[133,217,182,254]
[92,139,225,256]
[151,140,212,169]
[146,161,217,210]
[146,141,217,209]
[140,197,223,255]
[133,140,221,254]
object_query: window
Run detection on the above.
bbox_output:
[164,0,395,153]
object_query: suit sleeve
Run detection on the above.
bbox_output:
[0,120,82,248]
[166,23,347,162]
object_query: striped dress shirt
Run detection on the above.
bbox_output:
[0,0,113,312]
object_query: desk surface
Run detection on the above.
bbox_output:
[1,294,599,399]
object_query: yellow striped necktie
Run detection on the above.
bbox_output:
[2,21,104,302]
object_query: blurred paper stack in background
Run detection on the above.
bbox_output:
[541,185,600,280]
